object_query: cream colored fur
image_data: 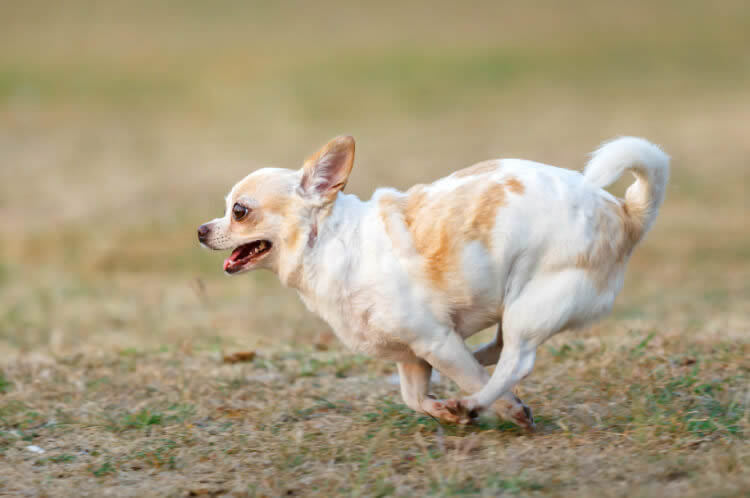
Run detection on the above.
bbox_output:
[198,135,669,428]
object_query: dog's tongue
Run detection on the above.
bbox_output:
[223,247,245,271]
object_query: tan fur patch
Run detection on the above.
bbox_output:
[573,199,642,290]
[284,221,301,249]
[505,177,525,195]
[471,183,506,247]
[451,160,501,179]
[263,195,292,218]
[395,177,523,289]
[402,185,427,228]
[229,170,298,240]
[378,193,406,247]
[618,202,644,246]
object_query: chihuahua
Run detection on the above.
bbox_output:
[198,136,669,428]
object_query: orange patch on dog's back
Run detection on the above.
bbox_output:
[469,183,506,247]
[403,184,461,287]
[403,185,428,227]
[394,176,525,289]
[505,177,525,195]
[378,192,407,247]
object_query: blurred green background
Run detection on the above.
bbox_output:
[1,0,748,354]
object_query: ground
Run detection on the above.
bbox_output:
[0,1,748,496]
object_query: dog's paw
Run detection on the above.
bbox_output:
[491,397,535,431]
[508,402,535,431]
[445,399,480,424]
[423,398,478,425]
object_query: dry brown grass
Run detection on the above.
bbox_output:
[1,1,749,496]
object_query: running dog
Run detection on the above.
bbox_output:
[198,135,669,428]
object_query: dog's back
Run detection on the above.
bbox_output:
[372,138,668,339]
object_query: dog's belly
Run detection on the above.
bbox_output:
[452,309,501,338]
[337,329,418,362]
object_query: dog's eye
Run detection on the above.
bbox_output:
[232,203,249,221]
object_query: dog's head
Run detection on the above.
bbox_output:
[198,135,355,275]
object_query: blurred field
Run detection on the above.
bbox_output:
[1,1,749,496]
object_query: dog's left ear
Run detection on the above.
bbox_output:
[300,135,355,203]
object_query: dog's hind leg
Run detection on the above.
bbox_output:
[470,322,533,428]
[459,271,595,423]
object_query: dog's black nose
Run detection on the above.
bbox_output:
[197,224,210,242]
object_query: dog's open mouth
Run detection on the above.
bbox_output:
[223,240,272,273]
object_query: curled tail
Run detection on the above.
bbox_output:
[584,136,670,243]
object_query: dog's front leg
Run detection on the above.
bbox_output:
[396,360,431,413]
[397,358,474,424]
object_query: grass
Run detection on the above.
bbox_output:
[0,338,746,495]
[0,371,12,394]
[1,0,749,496]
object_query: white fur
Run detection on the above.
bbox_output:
[201,136,670,427]
[584,136,670,236]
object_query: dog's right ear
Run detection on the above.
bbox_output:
[299,135,355,204]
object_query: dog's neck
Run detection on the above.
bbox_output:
[278,192,368,299]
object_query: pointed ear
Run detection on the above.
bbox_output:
[300,135,355,202]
